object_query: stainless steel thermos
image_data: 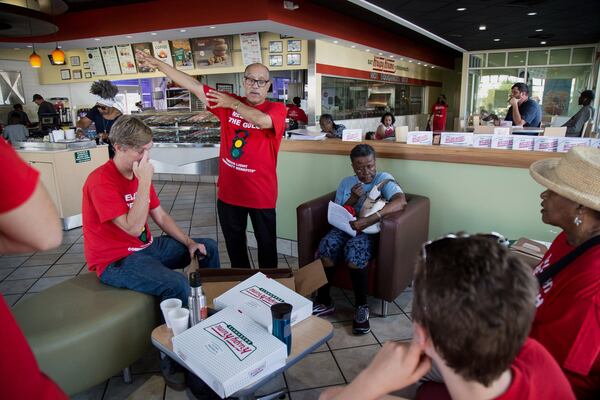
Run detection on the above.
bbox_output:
[188,271,207,326]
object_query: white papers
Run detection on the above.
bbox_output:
[342,129,362,142]
[288,132,326,141]
[327,201,378,236]
[240,32,262,65]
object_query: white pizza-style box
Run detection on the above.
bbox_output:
[406,131,433,145]
[590,139,600,149]
[534,137,558,152]
[557,137,590,153]
[491,135,514,149]
[440,132,473,146]
[214,272,312,333]
[173,306,287,398]
[472,134,493,148]
[511,135,535,151]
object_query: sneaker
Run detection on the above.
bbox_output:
[312,301,335,316]
[160,354,186,391]
[352,305,370,335]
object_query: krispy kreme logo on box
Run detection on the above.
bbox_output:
[205,322,256,361]
[240,286,285,307]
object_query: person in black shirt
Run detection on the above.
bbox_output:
[32,94,56,122]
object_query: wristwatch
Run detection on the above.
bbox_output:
[233,101,241,111]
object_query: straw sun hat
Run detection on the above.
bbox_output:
[529,146,600,212]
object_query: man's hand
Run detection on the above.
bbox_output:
[132,150,154,183]
[350,183,364,199]
[135,49,161,69]
[205,90,238,109]
[350,217,371,232]
[186,239,207,260]
[508,96,519,107]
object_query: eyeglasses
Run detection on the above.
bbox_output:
[243,76,270,88]
[421,232,508,261]
[96,104,108,111]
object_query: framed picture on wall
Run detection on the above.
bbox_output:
[269,41,283,53]
[216,83,234,93]
[84,72,92,79]
[83,62,90,69]
[70,56,80,66]
[60,69,71,80]
[73,69,82,79]
[287,53,301,66]
[287,40,301,52]
[269,55,283,67]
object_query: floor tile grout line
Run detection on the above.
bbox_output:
[327,347,349,385]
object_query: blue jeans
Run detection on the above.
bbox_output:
[100,236,220,307]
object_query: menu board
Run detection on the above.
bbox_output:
[116,44,137,74]
[85,47,106,76]
[171,39,194,70]
[100,46,122,75]
[191,36,233,68]
[132,43,157,73]
[152,40,174,67]
[239,32,262,66]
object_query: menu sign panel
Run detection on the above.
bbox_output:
[372,56,395,73]
[239,32,262,66]
[133,43,157,72]
[191,36,233,68]
[152,40,174,67]
[100,46,122,75]
[116,44,137,74]
[85,47,106,76]
[171,39,194,70]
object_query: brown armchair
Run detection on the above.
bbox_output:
[297,192,430,316]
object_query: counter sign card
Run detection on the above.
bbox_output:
[100,46,122,75]
[171,39,194,70]
[85,48,106,76]
[191,36,233,68]
[116,44,137,74]
[152,41,174,67]
[133,43,157,72]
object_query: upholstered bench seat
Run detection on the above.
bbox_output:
[12,272,160,396]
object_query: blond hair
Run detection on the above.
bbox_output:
[109,115,152,148]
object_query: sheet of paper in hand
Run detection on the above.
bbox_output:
[327,202,379,236]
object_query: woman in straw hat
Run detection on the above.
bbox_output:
[528,146,600,399]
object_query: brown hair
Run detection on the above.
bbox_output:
[109,115,152,148]
[412,236,537,386]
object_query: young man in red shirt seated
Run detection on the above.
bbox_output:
[82,115,220,389]
[320,235,575,400]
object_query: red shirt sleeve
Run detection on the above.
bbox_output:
[264,102,287,139]
[0,297,68,399]
[0,138,40,213]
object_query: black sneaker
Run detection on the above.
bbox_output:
[352,305,370,335]
[312,301,335,316]
[159,354,186,391]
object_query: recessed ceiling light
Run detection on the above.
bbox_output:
[57,45,62,49]
[408,60,413,63]
[351,45,356,48]
[365,49,370,52]
[527,12,537,16]
[493,38,500,42]
[417,62,422,65]
[94,38,100,41]
[423,64,428,66]
[540,41,547,45]
[399,58,404,61]
[535,28,543,32]
[457,7,467,11]
[431,66,435,69]
[27,45,32,48]
[209,26,216,29]
[333,40,338,44]
[180,29,187,33]
[389,55,394,58]
[126,35,133,38]
[378,52,383,55]
[479,25,486,31]
[150,32,157,36]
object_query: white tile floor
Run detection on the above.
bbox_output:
[1,181,415,400]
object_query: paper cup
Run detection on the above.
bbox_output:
[160,298,182,328]
[168,308,190,336]
[65,129,76,140]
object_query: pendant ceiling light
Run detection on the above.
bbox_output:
[51,44,65,64]
[29,46,42,68]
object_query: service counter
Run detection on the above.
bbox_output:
[275,140,564,243]
[15,141,109,230]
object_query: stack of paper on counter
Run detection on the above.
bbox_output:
[214,272,313,333]
[173,306,287,398]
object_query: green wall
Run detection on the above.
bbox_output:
[276,151,560,242]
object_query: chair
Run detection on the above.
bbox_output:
[12,273,160,395]
[543,126,567,137]
[297,192,430,316]
[582,121,594,138]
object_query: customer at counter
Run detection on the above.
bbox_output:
[76,80,123,159]
[320,235,574,400]
[3,114,29,144]
[562,90,595,137]
[528,146,600,398]
[505,83,541,127]
[0,136,66,399]
[313,144,406,335]
[32,94,55,122]
[320,114,346,138]
[135,50,286,269]
[7,104,32,127]
[374,112,395,140]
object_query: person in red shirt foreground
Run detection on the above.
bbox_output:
[136,50,287,269]
[320,235,575,400]
[0,137,67,399]
[82,116,219,390]
[528,146,600,398]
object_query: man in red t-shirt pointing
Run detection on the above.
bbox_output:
[137,50,287,269]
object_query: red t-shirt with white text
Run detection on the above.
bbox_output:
[417,339,574,400]
[204,85,286,209]
[431,103,448,131]
[530,231,600,398]
[0,137,39,213]
[82,160,160,276]
[286,104,308,124]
